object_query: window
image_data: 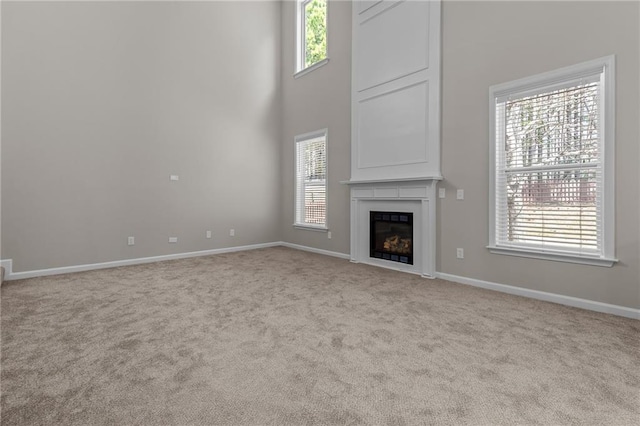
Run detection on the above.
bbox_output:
[489,56,616,266]
[295,129,327,229]
[296,0,328,75]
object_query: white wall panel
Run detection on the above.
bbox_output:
[357,82,428,169]
[357,1,381,15]
[350,0,440,182]
[356,0,429,91]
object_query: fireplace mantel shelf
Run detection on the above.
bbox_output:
[340,176,442,185]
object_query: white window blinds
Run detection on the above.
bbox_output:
[489,56,616,266]
[295,130,327,228]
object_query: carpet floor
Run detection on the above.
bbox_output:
[1,247,638,425]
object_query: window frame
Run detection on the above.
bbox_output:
[294,128,329,231]
[488,56,617,267]
[294,0,329,78]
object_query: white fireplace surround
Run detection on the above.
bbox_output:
[345,178,440,278]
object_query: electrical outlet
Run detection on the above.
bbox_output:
[170,175,179,181]
[229,229,235,237]
[206,230,212,239]
[456,248,464,259]
[127,236,135,246]
[169,237,178,243]
[456,189,464,200]
[439,188,446,198]
[327,231,332,239]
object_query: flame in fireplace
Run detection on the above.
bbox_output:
[383,235,412,254]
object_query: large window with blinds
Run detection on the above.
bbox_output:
[489,56,616,266]
[295,129,327,229]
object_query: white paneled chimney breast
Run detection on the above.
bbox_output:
[344,0,442,277]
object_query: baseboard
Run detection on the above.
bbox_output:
[436,272,640,320]
[278,242,351,260]
[2,242,348,281]
[4,242,281,281]
[1,259,12,276]
[6,248,636,320]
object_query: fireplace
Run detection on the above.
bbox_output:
[344,180,438,277]
[370,211,414,265]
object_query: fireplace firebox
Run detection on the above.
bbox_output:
[370,211,413,265]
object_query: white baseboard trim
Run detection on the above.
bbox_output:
[1,259,12,276]
[436,272,640,320]
[348,258,433,278]
[278,242,351,260]
[4,242,281,281]
[7,247,636,320]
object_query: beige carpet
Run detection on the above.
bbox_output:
[1,247,638,425]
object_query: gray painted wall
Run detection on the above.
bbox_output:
[280,1,639,309]
[0,2,3,267]
[280,0,352,255]
[2,1,638,310]
[438,0,639,309]
[1,1,282,272]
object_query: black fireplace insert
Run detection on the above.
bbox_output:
[370,211,413,265]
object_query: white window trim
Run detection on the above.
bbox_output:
[294,0,329,77]
[488,56,617,267]
[293,224,329,232]
[294,58,330,79]
[294,128,329,231]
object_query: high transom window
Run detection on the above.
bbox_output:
[489,56,616,266]
[296,0,328,75]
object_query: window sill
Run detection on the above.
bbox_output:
[293,224,328,232]
[487,245,617,267]
[294,58,330,79]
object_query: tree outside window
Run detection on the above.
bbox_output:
[298,0,327,72]
[489,56,616,266]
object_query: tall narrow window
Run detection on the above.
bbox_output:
[489,56,616,266]
[295,129,327,229]
[296,0,328,74]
